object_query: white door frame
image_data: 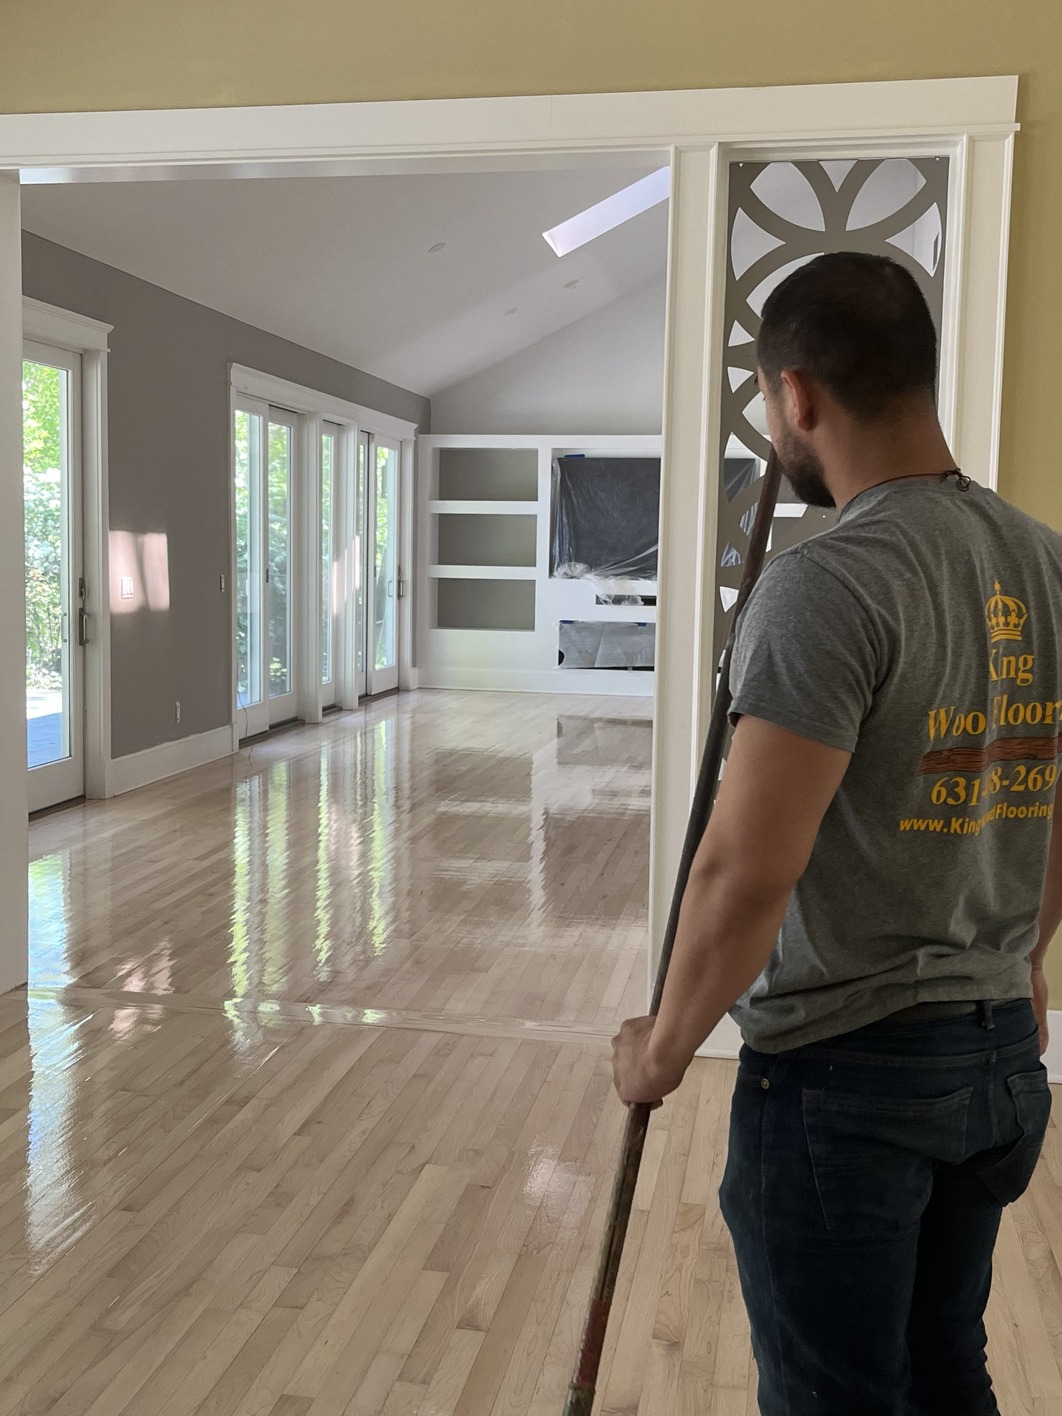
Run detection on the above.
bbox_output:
[0,78,1017,999]
[22,297,112,807]
[23,337,83,811]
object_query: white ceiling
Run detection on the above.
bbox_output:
[20,166,670,397]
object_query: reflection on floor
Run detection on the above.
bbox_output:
[10,690,1062,1414]
[29,691,651,1033]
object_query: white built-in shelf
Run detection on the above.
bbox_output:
[429,500,538,516]
[429,564,538,580]
[418,433,661,690]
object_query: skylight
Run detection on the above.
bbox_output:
[542,167,671,257]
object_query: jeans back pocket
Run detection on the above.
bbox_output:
[802,1086,973,1241]
[969,1066,1052,1207]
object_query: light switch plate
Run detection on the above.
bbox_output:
[120,577,135,600]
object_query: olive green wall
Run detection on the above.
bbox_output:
[4,3,1055,523]
[4,0,1061,993]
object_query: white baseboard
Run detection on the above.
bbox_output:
[416,667,654,696]
[697,1011,1062,1084]
[109,724,235,797]
[696,1014,745,1061]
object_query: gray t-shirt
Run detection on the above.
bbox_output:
[728,476,1062,1053]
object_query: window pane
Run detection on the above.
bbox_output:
[356,437,367,677]
[268,421,292,699]
[234,409,263,708]
[24,359,71,769]
[374,444,398,672]
[321,432,334,686]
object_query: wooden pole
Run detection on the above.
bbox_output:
[563,450,783,1416]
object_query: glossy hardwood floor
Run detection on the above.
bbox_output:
[7,690,1062,1415]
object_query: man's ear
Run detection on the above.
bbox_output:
[780,369,816,432]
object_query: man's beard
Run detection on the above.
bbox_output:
[774,426,834,509]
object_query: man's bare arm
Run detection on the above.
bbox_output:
[643,715,850,1085]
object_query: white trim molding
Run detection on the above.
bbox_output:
[419,668,655,696]
[22,296,111,352]
[229,364,418,441]
[0,78,1017,173]
[108,724,235,798]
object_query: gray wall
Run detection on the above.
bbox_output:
[22,232,430,759]
[431,277,665,435]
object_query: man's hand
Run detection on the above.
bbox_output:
[611,1017,688,1106]
[1032,964,1050,1057]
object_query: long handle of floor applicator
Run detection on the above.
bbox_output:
[562,450,783,1416]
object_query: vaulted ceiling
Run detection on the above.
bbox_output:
[21,164,670,396]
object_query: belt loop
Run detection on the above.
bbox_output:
[980,1000,995,1031]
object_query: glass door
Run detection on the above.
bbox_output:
[320,423,339,707]
[266,412,297,725]
[365,436,401,696]
[234,404,264,727]
[24,342,84,812]
[355,432,368,700]
[233,400,299,736]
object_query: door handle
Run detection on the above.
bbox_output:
[397,578,406,600]
[77,578,88,646]
[387,579,395,598]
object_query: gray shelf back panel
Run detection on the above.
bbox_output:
[436,578,536,631]
[436,513,537,567]
[438,447,539,501]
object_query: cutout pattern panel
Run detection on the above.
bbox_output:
[713,156,950,660]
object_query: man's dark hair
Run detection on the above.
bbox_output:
[757,251,937,421]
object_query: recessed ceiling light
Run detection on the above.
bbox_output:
[543,167,670,257]
[428,241,447,254]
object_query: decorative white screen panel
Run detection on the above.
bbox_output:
[713,156,951,659]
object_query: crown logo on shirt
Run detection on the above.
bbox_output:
[985,581,1028,642]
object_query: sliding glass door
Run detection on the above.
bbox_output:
[24,342,84,812]
[234,407,403,731]
[234,399,299,736]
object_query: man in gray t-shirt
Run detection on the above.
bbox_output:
[611,252,1061,1416]
[728,473,1062,1053]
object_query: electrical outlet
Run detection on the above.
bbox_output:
[175,701,181,724]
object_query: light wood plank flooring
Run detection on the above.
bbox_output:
[6,690,1060,1414]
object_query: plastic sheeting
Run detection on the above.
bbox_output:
[550,456,660,582]
[558,620,655,670]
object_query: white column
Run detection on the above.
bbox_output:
[648,144,724,994]
[0,177,28,992]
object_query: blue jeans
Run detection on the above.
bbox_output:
[719,1000,1052,1416]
